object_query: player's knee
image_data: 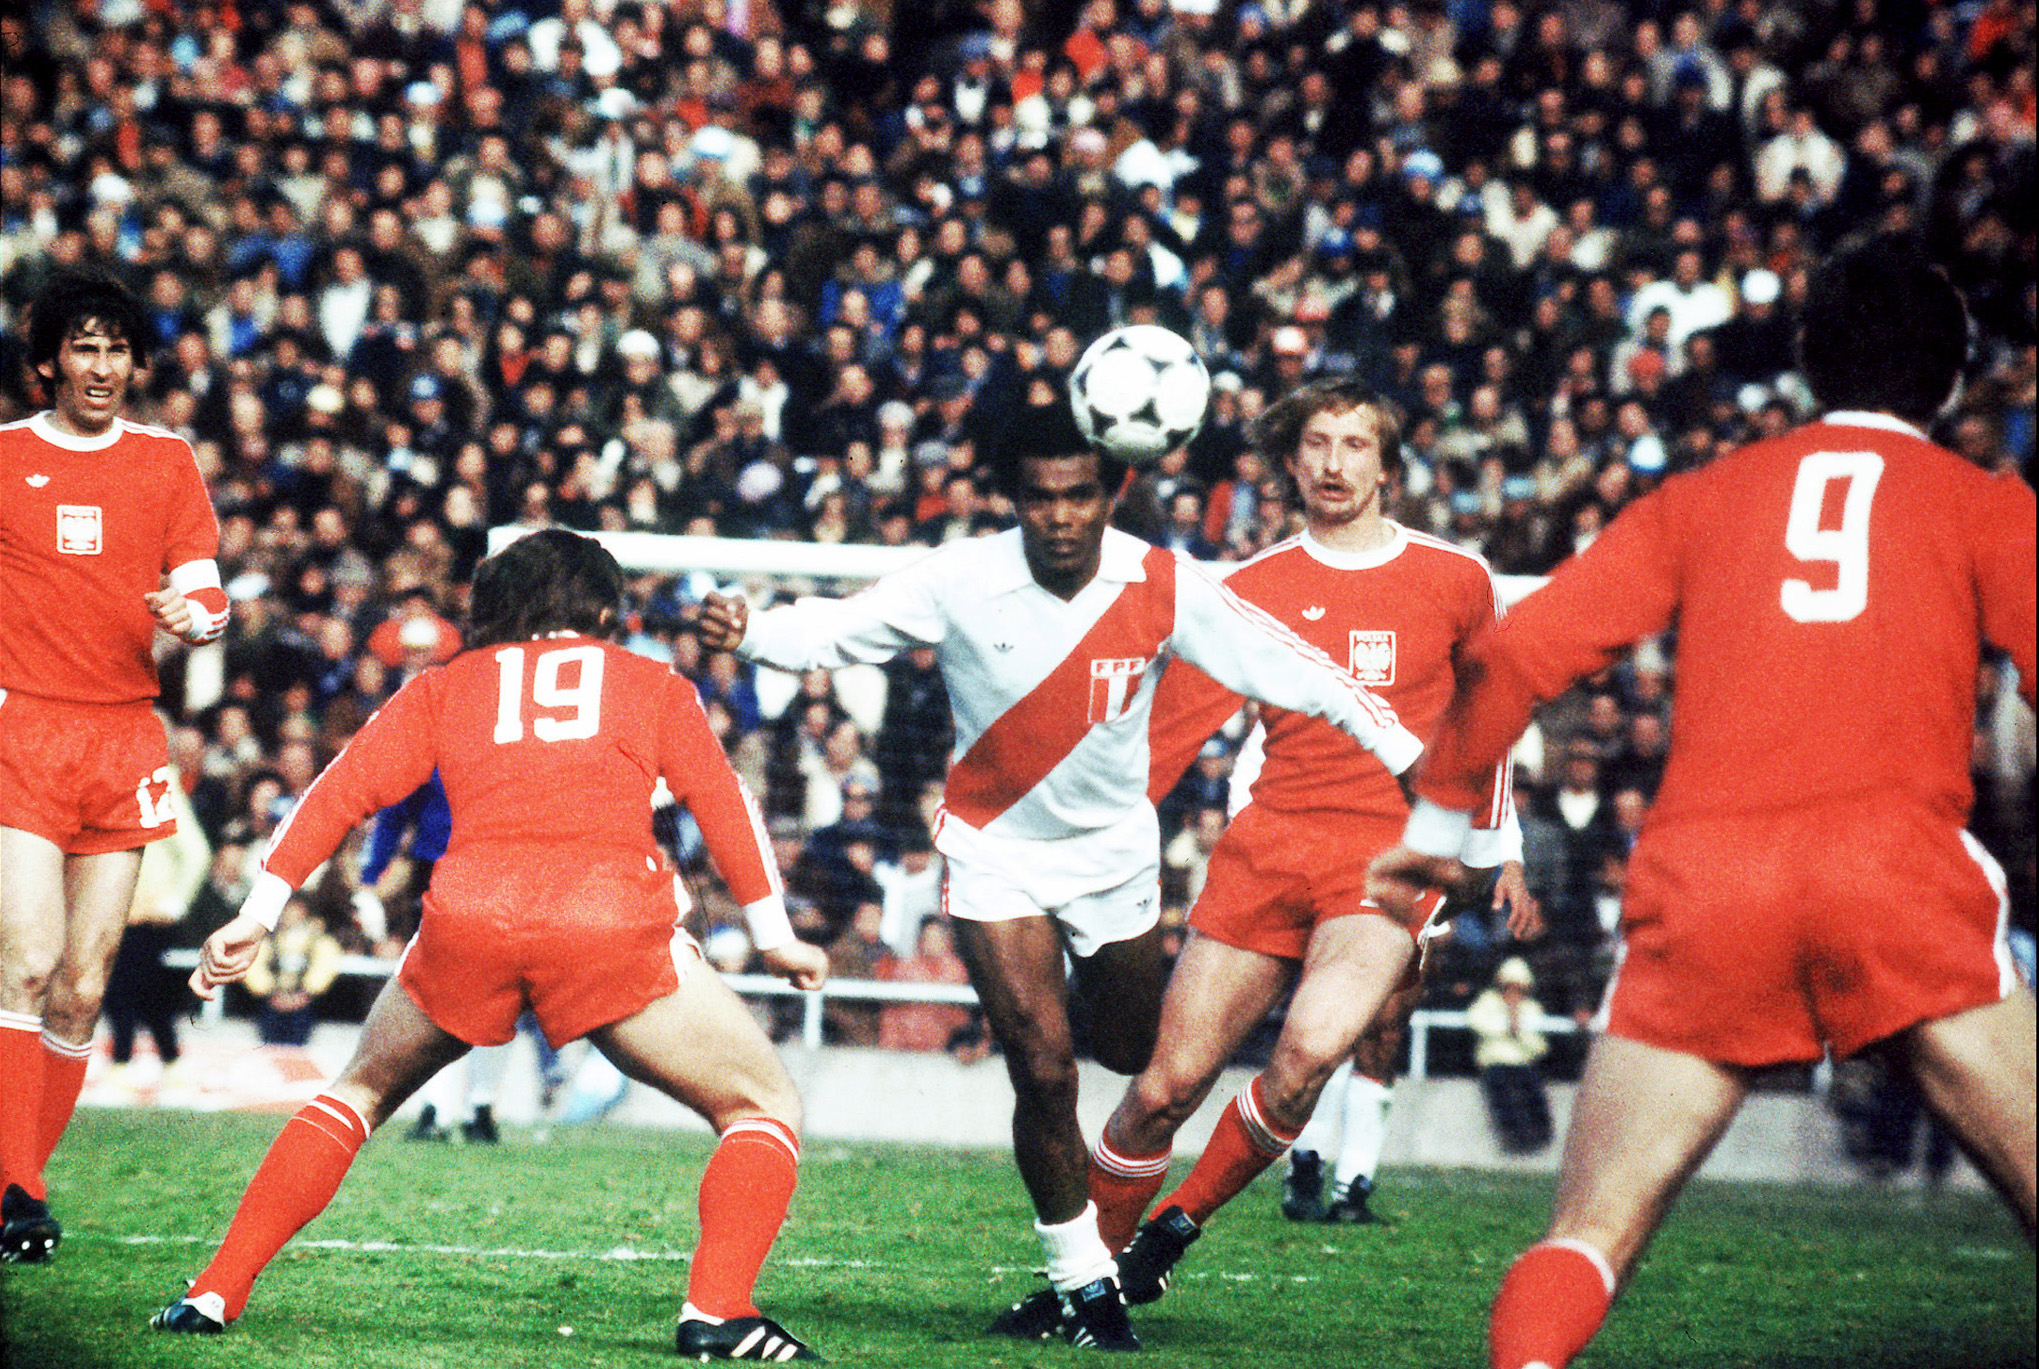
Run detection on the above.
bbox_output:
[745,1080,803,1136]
[0,957,57,1011]
[1263,1045,1344,1121]
[43,969,110,1031]
[1130,1056,1215,1123]
[1008,1042,1081,1110]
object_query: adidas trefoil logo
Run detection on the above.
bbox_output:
[26,474,50,487]
[1301,606,1326,620]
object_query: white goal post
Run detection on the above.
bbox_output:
[484,526,1546,605]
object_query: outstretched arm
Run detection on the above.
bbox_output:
[1169,557,1423,773]
[714,556,950,672]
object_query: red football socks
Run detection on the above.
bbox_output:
[0,1013,46,1199]
[1154,1074,1300,1227]
[1088,1132,1171,1254]
[1489,1239,1617,1369]
[190,1094,370,1321]
[688,1117,800,1320]
[36,1031,93,1173]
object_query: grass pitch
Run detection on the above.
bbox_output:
[3,1109,2031,1369]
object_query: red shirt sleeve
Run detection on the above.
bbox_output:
[1460,565,1517,837]
[1979,472,2037,707]
[160,435,220,569]
[657,673,781,905]
[1145,658,1245,805]
[262,673,442,887]
[1420,489,1682,813]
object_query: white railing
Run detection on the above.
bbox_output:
[162,949,1575,1076]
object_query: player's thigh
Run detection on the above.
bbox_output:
[1895,990,2036,1232]
[1069,920,1173,1074]
[590,955,801,1133]
[0,826,68,1003]
[1131,932,1293,1113]
[51,847,144,994]
[952,913,1076,1064]
[1351,979,1425,1081]
[332,976,474,1130]
[1547,1032,1748,1280]
[1265,916,1415,1111]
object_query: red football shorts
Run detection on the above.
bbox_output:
[0,689,174,854]
[1606,795,2016,1066]
[1190,805,1444,961]
[397,852,700,1048]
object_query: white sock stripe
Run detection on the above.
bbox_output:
[1542,1238,1617,1298]
[722,1117,800,1161]
[39,1031,94,1060]
[0,1011,43,1033]
[1237,1080,1299,1158]
[306,1095,370,1141]
[1091,1136,1171,1179]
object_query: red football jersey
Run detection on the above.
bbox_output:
[263,636,780,923]
[1150,527,1509,828]
[0,414,220,704]
[1420,415,2038,825]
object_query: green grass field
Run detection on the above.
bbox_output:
[4,1109,2031,1369]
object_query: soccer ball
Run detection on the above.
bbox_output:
[1069,325,1211,465]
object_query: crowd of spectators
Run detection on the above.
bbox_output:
[1,0,2031,1055]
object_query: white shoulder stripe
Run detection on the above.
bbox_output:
[1401,528,1495,570]
[120,417,187,442]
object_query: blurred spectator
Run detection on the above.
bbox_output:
[244,897,345,1046]
[874,827,944,960]
[1467,957,1553,1154]
[878,916,981,1058]
[824,901,892,1046]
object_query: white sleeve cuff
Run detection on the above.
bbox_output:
[1463,819,1524,868]
[240,870,296,932]
[1372,724,1425,776]
[741,894,796,952]
[1402,798,1473,861]
[168,559,230,641]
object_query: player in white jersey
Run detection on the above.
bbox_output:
[699,445,1421,1350]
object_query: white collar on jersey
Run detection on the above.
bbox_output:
[975,525,1153,598]
[29,411,128,451]
[1299,522,1408,571]
[1818,410,1927,440]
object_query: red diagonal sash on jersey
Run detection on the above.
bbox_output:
[944,548,1177,829]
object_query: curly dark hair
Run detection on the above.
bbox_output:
[1248,377,1404,478]
[987,445,1133,502]
[466,528,625,650]
[27,269,151,370]
[1798,234,1968,426]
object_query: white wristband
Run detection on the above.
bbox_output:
[1402,798,1474,861]
[1464,819,1525,868]
[1372,723,1425,776]
[741,894,796,953]
[240,870,295,932]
